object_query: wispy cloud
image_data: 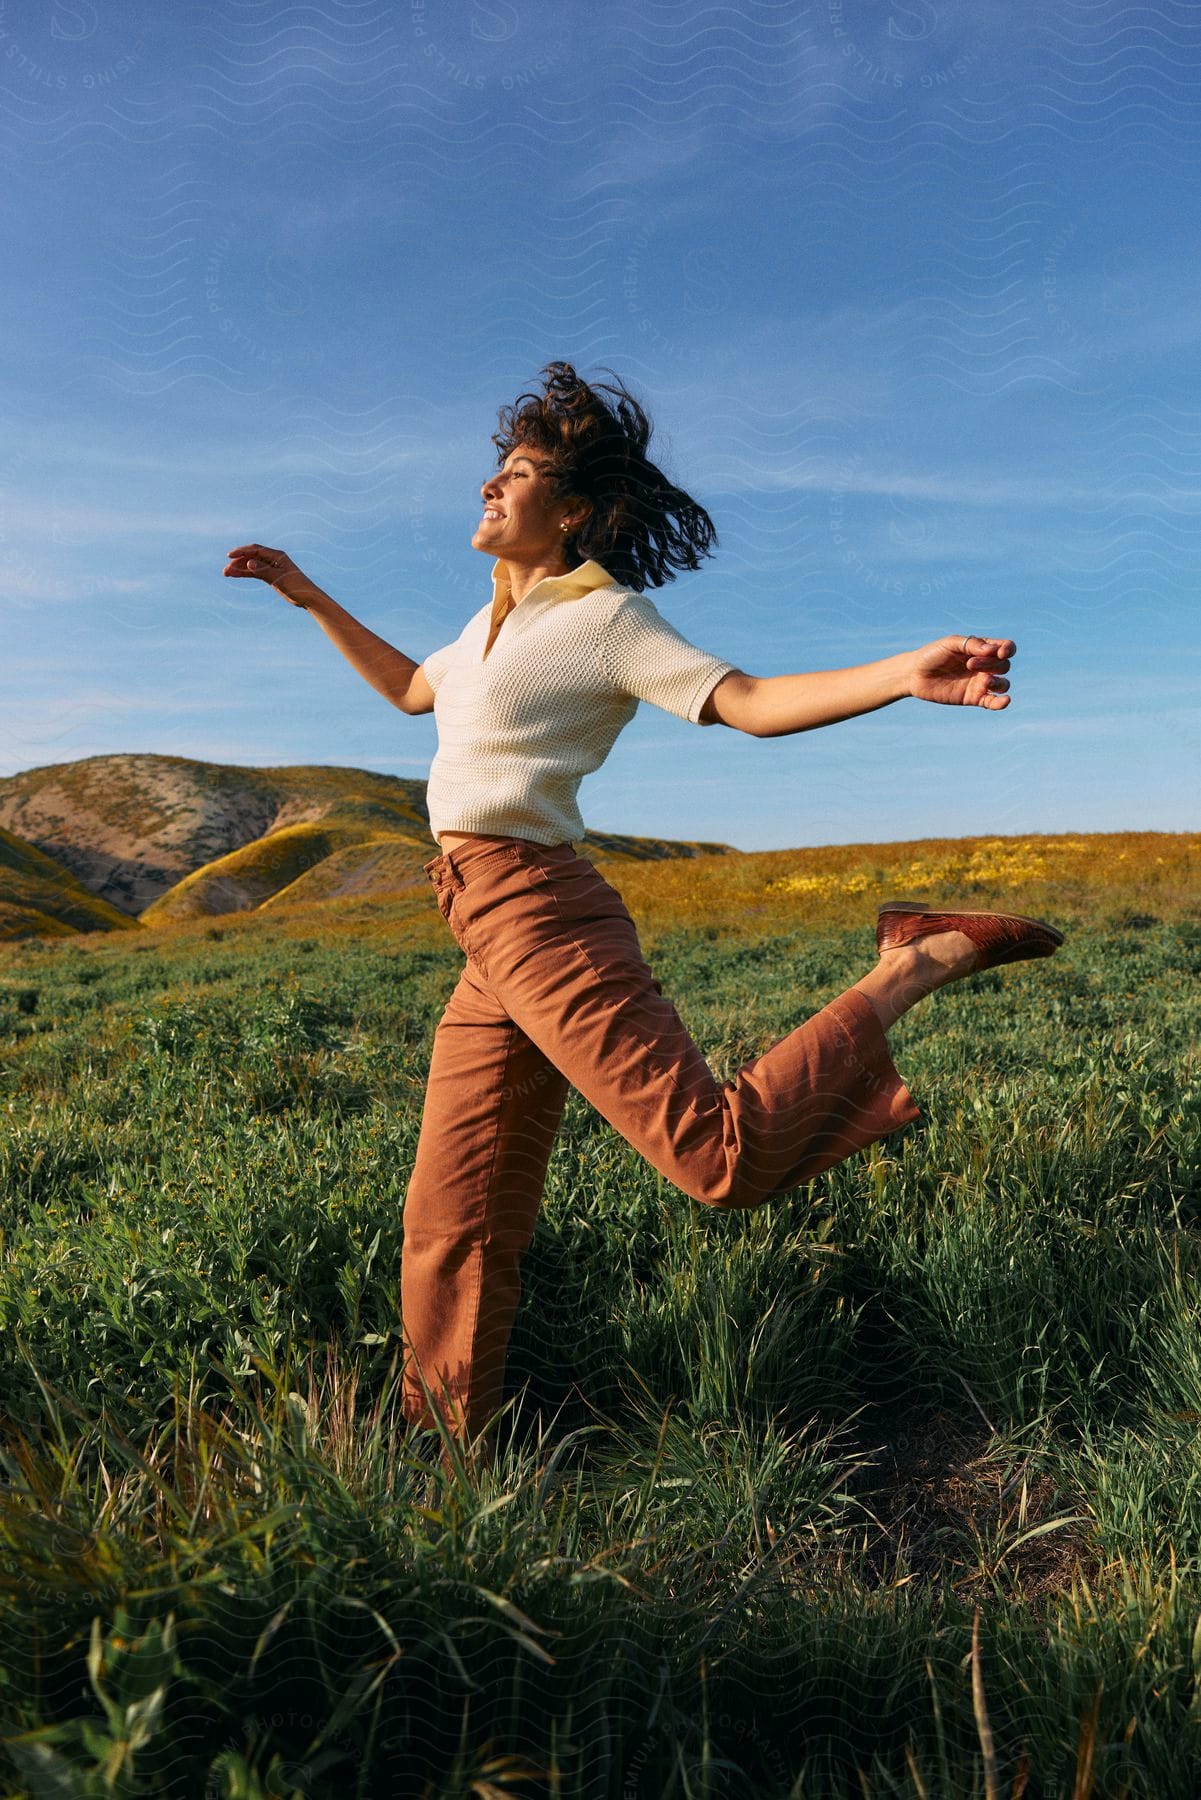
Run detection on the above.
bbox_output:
[704,458,1201,510]
[0,571,163,601]
[4,500,245,540]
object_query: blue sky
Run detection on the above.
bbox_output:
[2,0,1197,852]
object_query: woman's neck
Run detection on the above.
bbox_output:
[499,555,573,606]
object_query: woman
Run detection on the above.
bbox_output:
[224,361,1062,1464]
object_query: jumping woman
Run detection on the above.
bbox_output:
[224,360,1063,1465]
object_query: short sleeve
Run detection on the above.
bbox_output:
[598,593,738,726]
[420,640,457,694]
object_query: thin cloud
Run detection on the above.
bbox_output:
[704,459,1201,510]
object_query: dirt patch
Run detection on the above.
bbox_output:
[851,1409,1099,1608]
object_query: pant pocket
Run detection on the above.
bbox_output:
[437,882,492,972]
[537,858,630,928]
[434,881,470,951]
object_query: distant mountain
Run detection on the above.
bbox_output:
[0,754,435,918]
[0,825,140,940]
[0,754,735,937]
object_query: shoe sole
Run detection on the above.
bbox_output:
[877,899,1065,948]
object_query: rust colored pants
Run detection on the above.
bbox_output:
[399,835,919,1442]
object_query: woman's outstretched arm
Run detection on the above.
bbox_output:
[223,543,434,715]
[699,635,1015,736]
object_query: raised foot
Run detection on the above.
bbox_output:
[877,926,980,984]
[876,901,1065,975]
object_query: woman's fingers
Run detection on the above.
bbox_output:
[963,635,1016,662]
[969,634,1016,653]
[224,544,288,578]
[226,543,280,564]
[976,674,1011,708]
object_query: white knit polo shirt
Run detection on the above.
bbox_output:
[419,558,737,846]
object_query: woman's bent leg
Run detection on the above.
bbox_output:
[400,956,569,1442]
[456,848,919,1211]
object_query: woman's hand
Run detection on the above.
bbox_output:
[223,543,313,607]
[909,634,1015,709]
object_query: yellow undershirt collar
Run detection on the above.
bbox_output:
[484,557,617,659]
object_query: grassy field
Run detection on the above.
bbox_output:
[0,832,1197,1797]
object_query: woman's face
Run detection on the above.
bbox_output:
[472,444,585,563]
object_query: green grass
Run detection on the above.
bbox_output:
[0,878,1198,1797]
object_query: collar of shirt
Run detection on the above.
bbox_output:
[484,557,618,658]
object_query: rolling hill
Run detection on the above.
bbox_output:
[258,837,435,912]
[0,826,141,941]
[140,821,430,923]
[0,754,735,938]
[0,754,435,918]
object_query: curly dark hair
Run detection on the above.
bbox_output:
[491,361,718,591]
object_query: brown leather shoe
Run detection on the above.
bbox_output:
[876,899,1064,972]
